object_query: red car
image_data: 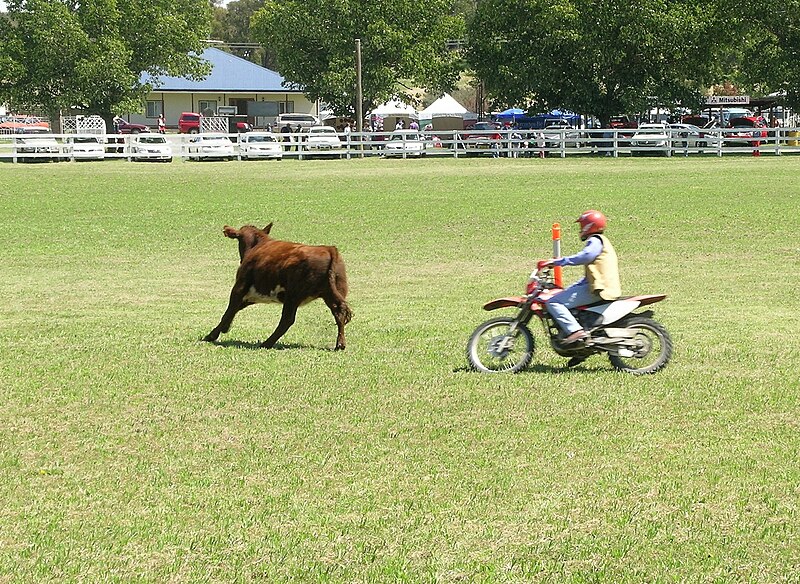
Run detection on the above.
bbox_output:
[178,112,201,134]
[460,121,502,153]
[116,120,150,134]
[179,112,251,134]
[724,116,767,146]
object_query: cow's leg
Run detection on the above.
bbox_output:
[261,301,298,348]
[203,286,251,342]
[323,295,351,351]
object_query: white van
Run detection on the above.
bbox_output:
[274,113,320,130]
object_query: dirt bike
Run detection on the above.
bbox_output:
[466,263,673,374]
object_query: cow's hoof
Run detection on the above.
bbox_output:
[202,333,218,342]
[260,341,275,349]
[334,344,346,351]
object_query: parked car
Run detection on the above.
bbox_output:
[460,121,501,154]
[302,126,343,156]
[187,134,235,161]
[0,115,50,133]
[116,120,150,134]
[667,123,722,150]
[383,130,431,157]
[15,134,61,162]
[629,123,670,155]
[178,111,251,134]
[65,135,105,160]
[542,121,583,148]
[274,113,320,131]
[724,116,768,147]
[130,134,173,162]
[238,132,283,160]
[178,112,202,134]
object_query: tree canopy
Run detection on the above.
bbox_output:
[0,0,212,128]
[467,0,724,124]
[721,0,800,110]
[250,0,465,116]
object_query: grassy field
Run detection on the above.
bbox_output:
[1,156,799,582]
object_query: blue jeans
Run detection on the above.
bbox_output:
[544,280,600,335]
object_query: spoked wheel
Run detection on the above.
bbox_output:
[467,317,534,373]
[608,316,673,375]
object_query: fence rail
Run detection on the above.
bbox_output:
[2,127,799,162]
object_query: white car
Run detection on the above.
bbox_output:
[542,122,583,148]
[130,135,173,162]
[188,134,235,161]
[239,132,283,160]
[66,135,105,160]
[667,123,721,151]
[15,133,61,162]
[303,126,343,156]
[383,130,430,157]
[629,123,670,155]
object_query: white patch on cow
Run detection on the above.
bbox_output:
[244,285,286,304]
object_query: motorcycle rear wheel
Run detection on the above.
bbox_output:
[608,316,672,375]
[467,317,534,373]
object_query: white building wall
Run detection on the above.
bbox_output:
[128,92,318,130]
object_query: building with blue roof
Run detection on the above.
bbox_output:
[127,47,317,131]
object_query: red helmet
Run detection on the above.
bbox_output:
[576,210,607,240]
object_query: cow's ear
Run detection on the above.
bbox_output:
[263,222,273,235]
[222,225,240,239]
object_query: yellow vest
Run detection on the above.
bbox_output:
[585,234,621,300]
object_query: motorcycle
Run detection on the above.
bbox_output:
[466,263,673,374]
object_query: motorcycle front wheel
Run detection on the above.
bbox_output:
[608,316,673,375]
[467,317,534,373]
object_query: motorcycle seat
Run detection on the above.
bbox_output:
[577,296,631,309]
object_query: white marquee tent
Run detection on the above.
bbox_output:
[418,94,477,130]
[368,99,418,130]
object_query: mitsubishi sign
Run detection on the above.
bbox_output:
[706,95,750,105]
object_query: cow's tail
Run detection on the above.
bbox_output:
[328,248,353,324]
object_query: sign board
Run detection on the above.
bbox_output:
[217,105,238,116]
[706,95,750,105]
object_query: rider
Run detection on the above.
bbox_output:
[541,210,621,344]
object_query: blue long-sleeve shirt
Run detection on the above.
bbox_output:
[551,236,603,284]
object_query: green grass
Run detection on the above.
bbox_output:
[1,156,799,582]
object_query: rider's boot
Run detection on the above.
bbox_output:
[566,356,588,368]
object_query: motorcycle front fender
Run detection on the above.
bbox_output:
[483,296,526,311]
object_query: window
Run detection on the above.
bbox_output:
[145,101,163,118]
[199,100,218,116]
[279,102,294,114]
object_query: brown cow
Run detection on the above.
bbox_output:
[203,223,352,350]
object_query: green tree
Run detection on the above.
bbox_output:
[250,0,465,117]
[723,0,800,110]
[467,0,724,125]
[0,0,212,131]
[210,0,277,68]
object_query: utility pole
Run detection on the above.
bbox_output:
[355,38,363,134]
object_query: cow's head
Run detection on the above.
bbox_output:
[222,223,273,262]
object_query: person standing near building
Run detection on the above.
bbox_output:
[157,114,166,134]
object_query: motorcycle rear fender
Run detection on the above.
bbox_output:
[602,327,638,338]
[582,295,666,325]
[629,294,667,306]
[483,296,526,311]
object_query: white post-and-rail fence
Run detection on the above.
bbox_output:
[2,127,800,162]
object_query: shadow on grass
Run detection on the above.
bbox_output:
[201,339,318,351]
[453,362,598,374]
